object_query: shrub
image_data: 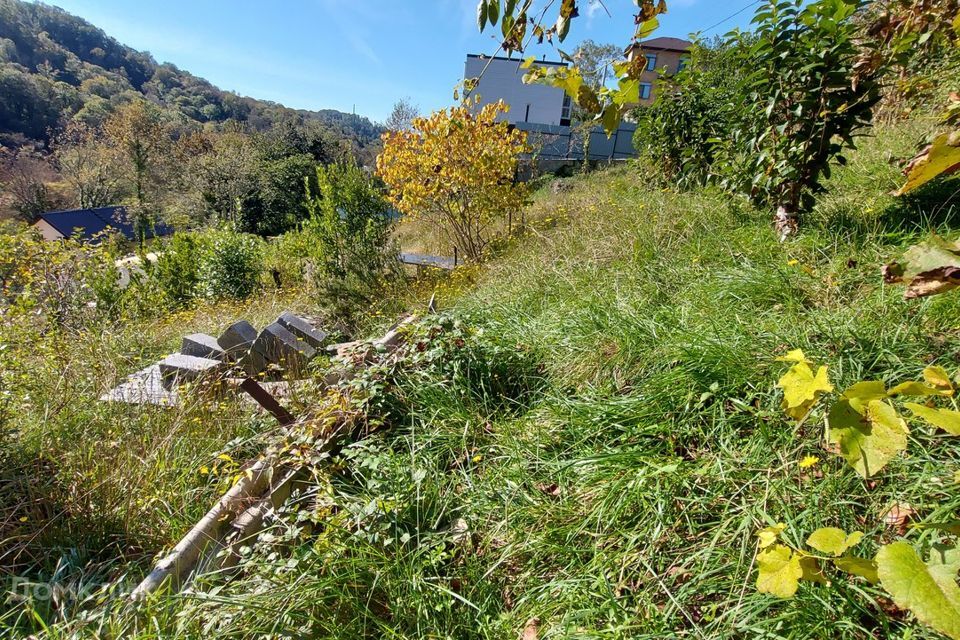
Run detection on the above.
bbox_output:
[197,229,264,299]
[632,36,756,189]
[154,232,202,305]
[303,162,398,317]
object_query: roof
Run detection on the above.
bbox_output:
[466,53,567,67]
[625,37,693,54]
[35,206,173,242]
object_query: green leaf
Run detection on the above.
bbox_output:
[635,16,660,40]
[806,528,864,557]
[757,544,803,598]
[876,542,960,640]
[487,0,500,26]
[833,556,880,584]
[778,361,833,422]
[477,0,488,31]
[896,132,960,196]
[828,399,909,478]
[904,403,960,436]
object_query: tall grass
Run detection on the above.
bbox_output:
[4,121,960,638]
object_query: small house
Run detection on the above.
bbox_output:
[32,206,173,243]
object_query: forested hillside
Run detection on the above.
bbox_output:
[0,0,381,149]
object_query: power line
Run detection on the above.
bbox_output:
[699,0,765,35]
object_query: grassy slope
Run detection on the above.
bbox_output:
[6,120,960,638]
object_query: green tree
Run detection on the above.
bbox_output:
[304,161,398,318]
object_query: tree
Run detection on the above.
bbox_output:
[54,121,123,208]
[377,101,529,261]
[384,98,420,132]
[101,100,171,246]
[727,0,882,238]
[476,1,669,134]
[304,162,397,318]
[573,40,622,93]
[0,153,67,221]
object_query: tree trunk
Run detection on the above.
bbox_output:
[774,205,798,241]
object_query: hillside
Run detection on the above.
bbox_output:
[2,117,960,638]
[0,0,382,149]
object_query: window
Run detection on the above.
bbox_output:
[639,83,653,100]
[560,93,572,126]
[678,56,690,72]
[644,53,657,72]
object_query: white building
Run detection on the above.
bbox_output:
[464,54,572,127]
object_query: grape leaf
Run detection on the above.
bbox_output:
[776,349,812,364]
[840,381,888,414]
[828,399,909,478]
[876,542,960,640]
[895,131,960,196]
[883,236,960,300]
[904,403,960,435]
[757,523,786,549]
[890,366,954,397]
[799,554,829,585]
[833,556,879,584]
[806,528,864,556]
[757,544,803,598]
[778,361,833,422]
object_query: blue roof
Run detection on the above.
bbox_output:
[36,206,173,242]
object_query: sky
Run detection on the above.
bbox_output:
[45,0,761,124]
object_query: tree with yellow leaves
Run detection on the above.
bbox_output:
[377,100,530,262]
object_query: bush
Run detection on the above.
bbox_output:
[632,36,756,189]
[304,162,399,320]
[197,229,264,299]
[154,232,202,305]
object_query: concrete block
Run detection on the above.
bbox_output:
[218,321,258,360]
[251,322,317,372]
[182,333,225,360]
[240,349,269,377]
[276,311,328,349]
[158,353,224,387]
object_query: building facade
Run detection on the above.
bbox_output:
[464,54,572,126]
[624,37,692,106]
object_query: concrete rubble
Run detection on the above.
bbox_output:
[101,311,329,406]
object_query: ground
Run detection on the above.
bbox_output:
[2,118,960,639]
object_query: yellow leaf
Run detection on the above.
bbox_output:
[904,403,960,435]
[778,361,833,422]
[757,544,803,598]
[217,453,234,463]
[895,132,960,196]
[757,523,786,549]
[776,349,811,363]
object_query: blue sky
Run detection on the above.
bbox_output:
[45,0,760,123]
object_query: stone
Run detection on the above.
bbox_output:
[276,311,328,349]
[239,349,269,377]
[158,353,225,387]
[251,322,317,372]
[182,333,225,360]
[218,321,258,360]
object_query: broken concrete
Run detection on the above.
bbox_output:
[158,353,225,387]
[250,322,317,373]
[276,311,327,349]
[101,364,179,406]
[182,333,225,360]
[218,321,258,360]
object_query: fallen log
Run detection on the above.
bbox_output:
[130,315,416,599]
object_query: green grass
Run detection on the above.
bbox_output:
[4,120,960,638]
